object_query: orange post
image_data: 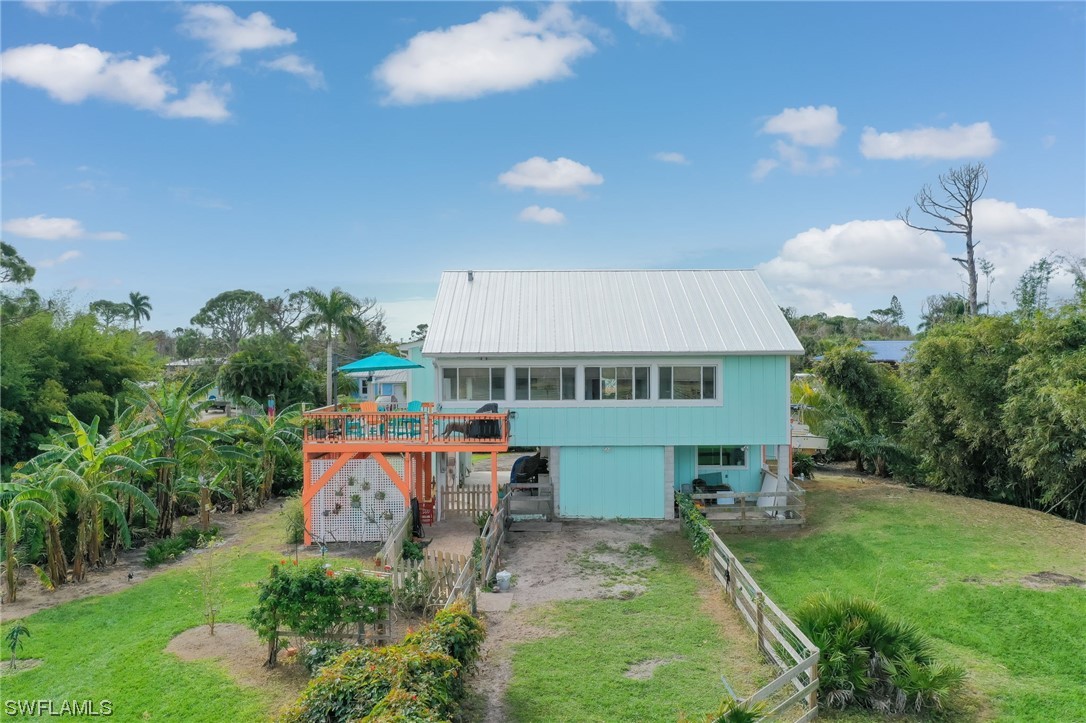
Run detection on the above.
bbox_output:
[490,451,498,508]
[302,451,312,545]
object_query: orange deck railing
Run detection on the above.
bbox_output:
[302,405,509,448]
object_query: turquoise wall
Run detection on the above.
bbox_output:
[559,446,664,519]
[506,356,789,447]
[404,343,435,403]
[675,446,697,491]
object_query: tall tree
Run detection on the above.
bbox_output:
[1012,257,1056,314]
[899,162,988,316]
[127,291,152,331]
[229,398,302,504]
[408,323,428,341]
[190,289,265,354]
[0,242,35,285]
[298,288,374,406]
[89,299,131,329]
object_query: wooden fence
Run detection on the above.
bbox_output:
[384,549,470,611]
[693,521,819,722]
[377,511,413,566]
[441,485,491,519]
[478,494,511,585]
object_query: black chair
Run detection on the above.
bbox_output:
[467,402,501,439]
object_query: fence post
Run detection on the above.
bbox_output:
[808,659,819,712]
[755,592,765,655]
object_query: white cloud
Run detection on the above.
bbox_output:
[750,158,780,182]
[654,151,689,165]
[1042,134,1057,149]
[2,158,35,168]
[753,106,842,180]
[179,4,296,66]
[23,1,73,16]
[262,54,326,89]
[616,1,675,39]
[860,122,999,160]
[0,43,230,121]
[518,205,566,225]
[761,105,843,147]
[2,214,126,241]
[171,187,231,210]
[499,156,604,194]
[758,199,1085,319]
[752,142,838,180]
[374,5,597,105]
[37,250,82,268]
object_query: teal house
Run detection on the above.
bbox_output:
[421,270,803,520]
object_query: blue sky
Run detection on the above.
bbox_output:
[3,1,1084,339]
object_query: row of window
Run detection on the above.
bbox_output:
[441,365,718,402]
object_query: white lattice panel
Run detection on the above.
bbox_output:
[309,457,408,543]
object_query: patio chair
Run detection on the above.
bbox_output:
[359,401,383,437]
[467,402,501,439]
[398,400,424,438]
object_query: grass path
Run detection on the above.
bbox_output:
[720,473,1086,722]
[501,532,775,722]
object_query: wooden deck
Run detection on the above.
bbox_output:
[302,404,510,452]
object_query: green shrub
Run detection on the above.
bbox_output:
[676,493,712,557]
[283,493,304,545]
[404,600,485,669]
[248,563,393,645]
[144,526,220,567]
[282,600,485,723]
[793,593,965,713]
[401,539,424,562]
[300,640,350,676]
[791,452,815,479]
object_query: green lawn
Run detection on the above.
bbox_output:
[0,511,313,721]
[504,534,775,722]
[719,474,1086,722]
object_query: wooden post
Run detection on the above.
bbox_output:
[302,452,312,545]
[808,659,820,712]
[755,592,765,655]
[265,565,280,668]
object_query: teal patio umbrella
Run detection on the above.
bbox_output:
[338,351,423,373]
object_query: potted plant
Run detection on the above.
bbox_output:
[350,494,362,509]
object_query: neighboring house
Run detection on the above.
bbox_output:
[857,340,913,365]
[421,270,803,520]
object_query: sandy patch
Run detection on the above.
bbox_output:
[1020,571,1086,590]
[0,659,43,675]
[165,624,309,712]
[624,656,685,680]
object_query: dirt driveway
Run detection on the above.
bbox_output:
[467,519,670,722]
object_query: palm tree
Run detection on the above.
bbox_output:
[122,378,229,538]
[298,288,367,406]
[10,461,70,588]
[127,291,152,332]
[230,398,302,505]
[0,482,52,602]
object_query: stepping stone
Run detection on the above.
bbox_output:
[477,592,514,612]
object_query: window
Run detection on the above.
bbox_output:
[659,365,717,400]
[698,446,746,468]
[441,367,505,401]
[514,367,575,401]
[585,366,649,400]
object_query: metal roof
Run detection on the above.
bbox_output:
[423,270,803,356]
[859,340,914,363]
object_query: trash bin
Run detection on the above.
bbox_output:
[495,570,512,592]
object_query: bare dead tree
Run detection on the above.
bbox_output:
[899,163,988,315]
